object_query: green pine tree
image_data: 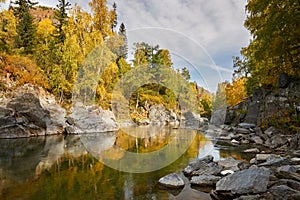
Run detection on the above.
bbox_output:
[54,0,71,43]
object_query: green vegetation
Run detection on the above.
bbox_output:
[0,0,211,119]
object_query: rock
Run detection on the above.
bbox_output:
[238,123,256,129]
[158,173,184,188]
[251,136,264,144]
[258,157,286,167]
[234,194,262,200]
[256,154,275,162]
[278,72,290,88]
[269,179,300,191]
[0,93,51,138]
[244,148,260,153]
[270,135,288,148]
[277,165,298,173]
[148,105,168,125]
[264,126,276,136]
[215,168,270,196]
[250,158,256,164]
[221,170,234,176]
[181,111,202,129]
[268,185,298,200]
[291,158,300,163]
[217,157,243,171]
[236,128,250,134]
[276,171,300,182]
[190,175,221,186]
[192,162,223,176]
[210,108,226,126]
[231,139,240,144]
[66,105,118,134]
[183,155,214,175]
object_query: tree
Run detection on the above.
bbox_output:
[54,0,71,43]
[0,9,17,53]
[89,0,112,38]
[236,0,300,92]
[118,22,128,59]
[110,2,117,32]
[225,78,247,106]
[12,0,38,54]
[181,67,190,81]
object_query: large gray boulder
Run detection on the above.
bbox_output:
[210,107,226,126]
[190,175,221,186]
[215,168,270,196]
[0,93,50,138]
[158,173,185,188]
[66,105,118,134]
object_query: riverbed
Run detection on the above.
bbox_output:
[0,126,255,200]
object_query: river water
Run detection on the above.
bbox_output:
[0,126,253,200]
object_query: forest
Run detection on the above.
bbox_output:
[0,0,299,122]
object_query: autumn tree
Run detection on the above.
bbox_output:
[0,9,17,53]
[181,67,190,81]
[225,77,247,106]
[235,0,300,93]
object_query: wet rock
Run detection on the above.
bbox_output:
[66,105,118,134]
[268,185,298,200]
[244,148,260,153]
[215,168,270,196]
[190,175,221,186]
[158,173,184,188]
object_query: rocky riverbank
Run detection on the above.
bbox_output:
[0,84,119,138]
[159,153,300,199]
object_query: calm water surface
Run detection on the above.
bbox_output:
[0,126,252,200]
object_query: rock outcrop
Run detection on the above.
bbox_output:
[0,84,66,138]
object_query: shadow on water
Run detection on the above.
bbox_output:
[0,126,251,200]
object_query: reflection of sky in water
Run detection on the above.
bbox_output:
[197,140,220,161]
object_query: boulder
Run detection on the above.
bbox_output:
[148,105,168,125]
[215,168,270,196]
[66,105,118,134]
[278,72,290,88]
[210,108,226,126]
[191,162,223,176]
[251,136,264,144]
[217,157,243,171]
[235,128,250,134]
[183,155,214,175]
[158,173,185,188]
[238,123,256,129]
[268,185,298,200]
[181,111,202,129]
[190,175,221,186]
[270,135,288,148]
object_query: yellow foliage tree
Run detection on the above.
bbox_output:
[225,78,247,106]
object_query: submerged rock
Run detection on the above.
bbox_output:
[215,168,270,196]
[158,173,185,188]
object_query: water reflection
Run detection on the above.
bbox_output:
[0,127,226,199]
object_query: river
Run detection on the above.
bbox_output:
[0,126,254,200]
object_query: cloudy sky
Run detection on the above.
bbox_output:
[9,0,251,91]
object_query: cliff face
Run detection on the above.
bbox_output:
[225,78,300,133]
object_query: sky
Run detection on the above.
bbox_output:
[5,0,251,92]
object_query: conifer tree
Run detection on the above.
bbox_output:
[54,0,71,43]
[118,22,128,59]
[12,0,38,54]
